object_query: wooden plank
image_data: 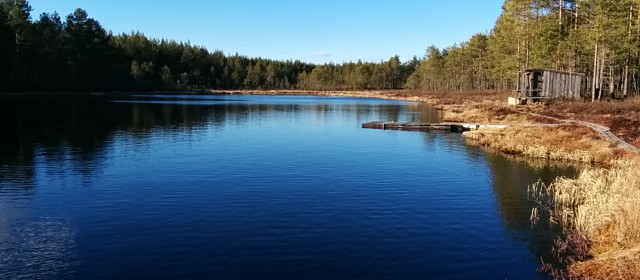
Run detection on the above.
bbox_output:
[362,121,562,133]
[544,71,551,97]
[361,122,465,132]
[362,122,520,133]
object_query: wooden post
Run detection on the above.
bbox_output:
[569,72,573,98]
[515,71,520,95]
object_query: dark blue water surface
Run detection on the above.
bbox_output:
[0,94,574,279]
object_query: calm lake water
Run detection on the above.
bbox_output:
[0,94,574,279]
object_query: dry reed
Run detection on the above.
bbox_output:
[529,157,640,279]
[463,125,625,164]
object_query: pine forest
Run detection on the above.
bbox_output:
[2,0,640,100]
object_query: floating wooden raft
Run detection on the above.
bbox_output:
[362,122,465,132]
[362,122,509,133]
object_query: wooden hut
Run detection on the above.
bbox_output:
[515,68,585,100]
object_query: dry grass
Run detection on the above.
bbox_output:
[214,89,511,105]
[529,157,640,279]
[443,101,554,124]
[463,125,627,164]
[544,96,640,116]
[530,158,640,253]
[570,247,640,279]
[389,90,511,105]
[539,97,640,148]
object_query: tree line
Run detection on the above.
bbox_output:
[0,0,315,92]
[407,0,640,98]
[297,56,419,90]
[2,0,640,97]
[1,0,410,92]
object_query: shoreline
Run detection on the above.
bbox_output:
[209,89,639,161]
[11,88,636,160]
[213,89,640,279]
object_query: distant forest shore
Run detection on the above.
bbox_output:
[3,0,640,99]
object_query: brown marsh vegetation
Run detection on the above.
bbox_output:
[541,98,640,148]
[530,157,640,279]
[463,125,627,164]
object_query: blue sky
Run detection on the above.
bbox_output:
[28,0,504,64]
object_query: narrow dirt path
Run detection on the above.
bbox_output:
[529,113,640,153]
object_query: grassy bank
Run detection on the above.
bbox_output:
[463,125,628,164]
[530,157,640,279]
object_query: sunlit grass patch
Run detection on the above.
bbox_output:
[463,125,625,164]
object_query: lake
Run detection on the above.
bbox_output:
[0,94,574,279]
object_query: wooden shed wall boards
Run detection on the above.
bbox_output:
[515,68,585,100]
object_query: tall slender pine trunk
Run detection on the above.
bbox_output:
[592,42,598,102]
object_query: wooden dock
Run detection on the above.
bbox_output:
[362,122,509,133]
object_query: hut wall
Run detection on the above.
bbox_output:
[517,69,584,99]
[543,71,551,97]
[540,70,583,99]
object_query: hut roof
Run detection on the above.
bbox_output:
[521,68,586,76]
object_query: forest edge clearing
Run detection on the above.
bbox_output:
[212,89,640,279]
